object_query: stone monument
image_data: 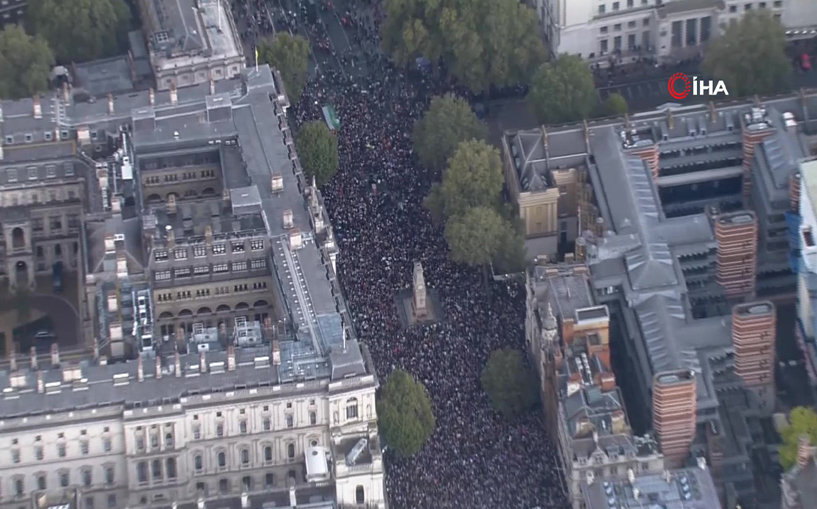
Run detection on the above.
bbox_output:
[395,260,443,328]
[412,262,428,320]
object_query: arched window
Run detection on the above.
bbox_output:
[137,462,148,483]
[310,411,317,425]
[194,455,203,472]
[356,485,365,504]
[166,458,177,479]
[264,446,273,462]
[241,449,250,465]
[11,227,24,249]
[217,451,226,468]
[346,398,359,419]
[151,459,162,479]
[287,443,295,459]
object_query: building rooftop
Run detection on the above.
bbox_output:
[146,0,243,73]
[165,485,336,509]
[581,465,721,509]
[72,56,136,97]
[782,455,817,508]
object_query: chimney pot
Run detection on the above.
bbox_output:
[137,356,144,382]
[209,79,215,95]
[227,345,236,372]
[200,350,207,373]
[155,355,162,379]
[175,351,181,377]
[37,371,44,393]
[205,224,213,245]
[33,95,42,119]
[107,93,114,115]
[51,343,60,367]
[170,84,178,106]
[149,88,155,106]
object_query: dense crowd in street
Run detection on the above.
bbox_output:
[231,0,570,507]
[294,53,570,509]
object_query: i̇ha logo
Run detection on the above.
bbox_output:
[668,72,729,100]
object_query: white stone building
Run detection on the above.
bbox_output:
[534,0,817,64]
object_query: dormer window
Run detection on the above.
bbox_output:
[44,132,53,141]
[4,135,13,144]
[24,134,33,143]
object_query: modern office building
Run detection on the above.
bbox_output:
[137,0,245,90]
[526,263,664,508]
[731,301,776,391]
[510,91,817,505]
[0,65,386,509]
[652,370,697,468]
[580,458,722,509]
[793,158,817,386]
[534,0,817,64]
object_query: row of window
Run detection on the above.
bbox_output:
[728,1,784,13]
[136,458,177,484]
[154,239,264,261]
[155,260,267,281]
[7,465,115,497]
[9,437,112,464]
[191,441,309,476]
[4,130,71,146]
[600,17,649,34]
[1,163,74,182]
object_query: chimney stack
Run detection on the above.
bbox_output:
[30,347,38,371]
[62,82,70,103]
[167,228,176,249]
[798,435,812,468]
[149,88,155,106]
[9,352,17,372]
[227,345,236,371]
[170,84,178,106]
[104,233,116,253]
[107,94,114,115]
[137,356,144,382]
[289,229,303,250]
[174,351,181,377]
[272,340,281,366]
[209,79,215,96]
[199,350,207,373]
[205,224,213,245]
[271,174,284,192]
[283,209,294,229]
[155,355,162,379]
[37,370,44,393]
[51,343,60,367]
[93,337,100,361]
[289,486,296,508]
[33,95,42,119]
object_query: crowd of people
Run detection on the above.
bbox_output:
[292,39,570,509]
[233,0,570,506]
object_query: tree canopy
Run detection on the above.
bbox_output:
[601,93,628,117]
[381,0,546,93]
[258,34,311,105]
[296,121,339,187]
[377,369,436,458]
[481,348,538,420]
[424,140,504,223]
[444,206,508,268]
[779,406,817,470]
[0,25,54,100]
[702,9,790,97]
[413,94,487,174]
[28,0,131,64]
[529,55,597,124]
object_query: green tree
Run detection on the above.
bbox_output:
[424,140,504,223]
[28,0,131,63]
[381,0,546,93]
[444,206,508,270]
[493,226,527,275]
[0,25,53,99]
[377,369,436,458]
[258,34,311,104]
[780,406,817,470]
[601,93,629,117]
[702,10,790,97]
[529,55,597,124]
[481,347,538,420]
[296,121,339,187]
[413,94,487,174]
